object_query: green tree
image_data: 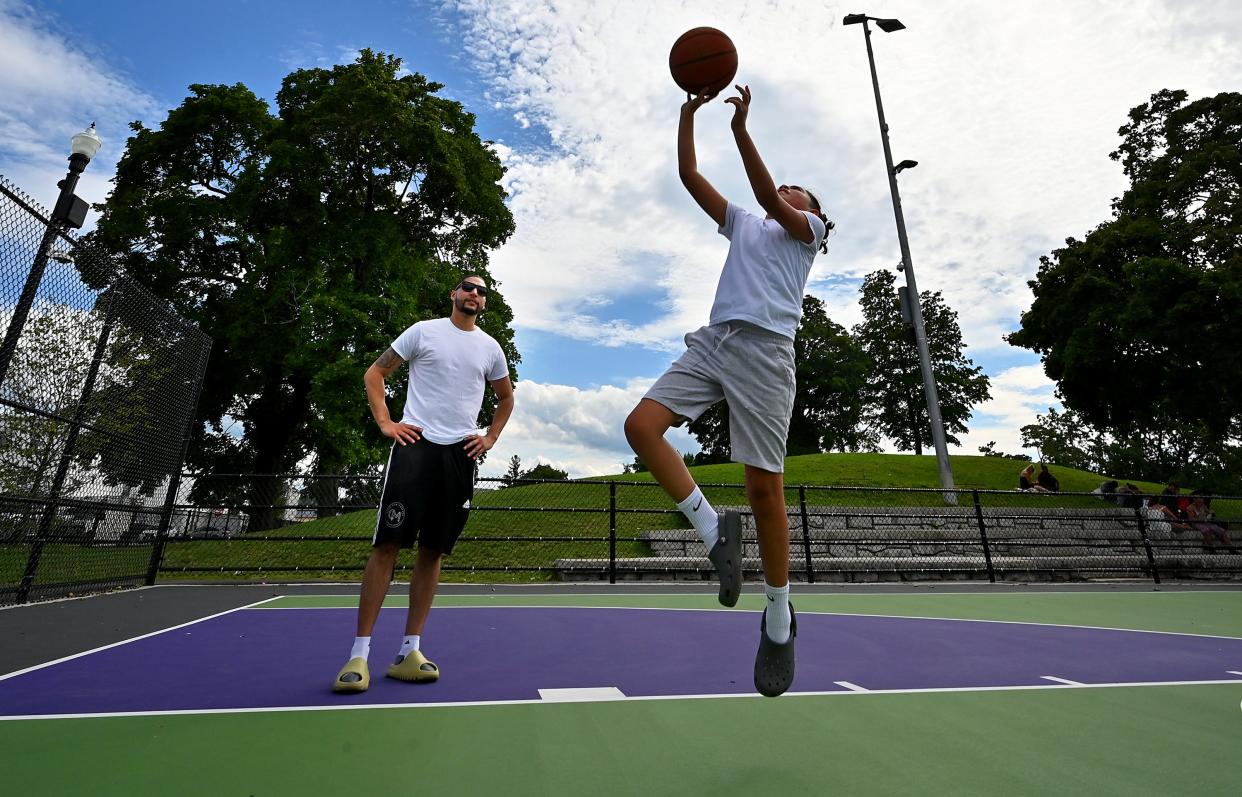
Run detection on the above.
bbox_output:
[502,454,522,486]
[622,456,649,473]
[1019,408,1099,472]
[0,305,97,539]
[86,51,518,527]
[976,441,1031,461]
[788,295,876,454]
[853,270,991,454]
[689,295,877,462]
[1007,90,1242,484]
[520,463,568,481]
[688,403,730,465]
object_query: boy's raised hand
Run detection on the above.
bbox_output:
[725,84,750,129]
[682,87,716,114]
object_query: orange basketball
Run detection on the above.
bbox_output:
[669,27,738,95]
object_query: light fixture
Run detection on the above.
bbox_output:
[70,123,102,161]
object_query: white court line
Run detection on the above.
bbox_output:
[539,687,626,702]
[1228,671,1242,676]
[252,602,1242,641]
[4,677,1240,722]
[0,595,284,682]
[1040,676,1084,686]
[834,681,869,692]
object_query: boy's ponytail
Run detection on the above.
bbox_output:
[805,188,835,254]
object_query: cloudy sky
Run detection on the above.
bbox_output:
[2,0,1239,478]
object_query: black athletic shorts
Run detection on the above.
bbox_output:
[373,438,475,554]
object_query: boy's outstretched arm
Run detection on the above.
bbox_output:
[678,90,728,227]
[727,85,815,244]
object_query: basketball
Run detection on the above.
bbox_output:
[668,27,738,96]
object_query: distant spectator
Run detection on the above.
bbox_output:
[1185,490,1233,554]
[1141,501,1173,534]
[1115,483,1144,509]
[1158,482,1190,519]
[1094,480,1119,501]
[1019,464,1050,492]
[1145,497,1192,533]
[1037,464,1060,493]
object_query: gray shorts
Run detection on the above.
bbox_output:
[644,321,796,473]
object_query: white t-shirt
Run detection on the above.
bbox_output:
[390,317,509,444]
[709,202,827,339]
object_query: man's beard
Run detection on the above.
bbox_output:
[455,297,480,316]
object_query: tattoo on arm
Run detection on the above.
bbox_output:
[374,347,404,370]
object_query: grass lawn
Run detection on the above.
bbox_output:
[607,452,1169,493]
[0,542,150,590]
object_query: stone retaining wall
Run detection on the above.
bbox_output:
[554,504,1240,582]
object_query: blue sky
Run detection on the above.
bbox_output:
[3,0,1240,477]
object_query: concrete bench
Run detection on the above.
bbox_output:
[556,504,1239,581]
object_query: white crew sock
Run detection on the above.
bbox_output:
[676,487,719,550]
[764,582,791,644]
[349,636,371,660]
[398,635,421,658]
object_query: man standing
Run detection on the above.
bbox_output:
[334,275,514,692]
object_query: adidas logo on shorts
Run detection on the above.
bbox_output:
[461,499,471,509]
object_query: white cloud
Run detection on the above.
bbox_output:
[479,378,698,478]
[447,0,1240,361]
[950,364,1061,459]
[435,0,1238,470]
[0,1,161,214]
[6,0,1236,480]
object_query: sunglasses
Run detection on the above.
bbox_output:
[457,282,489,297]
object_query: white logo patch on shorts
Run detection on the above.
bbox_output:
[461,499,471,509]
[384,502,406,528]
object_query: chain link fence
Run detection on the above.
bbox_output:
[152,475,1242,584]
[0,175,211,605]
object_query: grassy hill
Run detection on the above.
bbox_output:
[145,453,1195,583]
[602,452,1168,493]
[8,454,1220,589]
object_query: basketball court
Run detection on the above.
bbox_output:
[3,583,1239,794]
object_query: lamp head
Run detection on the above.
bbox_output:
[70,123,102,161]
[876,18,906,32]
[842,13,867,25]
[894,159,918,174]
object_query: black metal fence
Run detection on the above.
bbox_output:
[151,474,1242,585]
[0,174,211,605]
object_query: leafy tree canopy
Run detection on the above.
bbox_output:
[690,295,878,463]
[520,463,569,481]
[1008,89,1242,482]
[87,50,518,499]
[853,270,991,454]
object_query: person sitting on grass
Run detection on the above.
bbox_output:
[1019,464,1050,492]
[1036,464,1060,493]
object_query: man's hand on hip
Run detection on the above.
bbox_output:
[381,420,422,445]
[462,434,496,460]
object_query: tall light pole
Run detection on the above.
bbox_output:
[0,123,102,386]
[843,13,956,495]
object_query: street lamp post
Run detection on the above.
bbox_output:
[0,123,102,387]
[843,14,956,495]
